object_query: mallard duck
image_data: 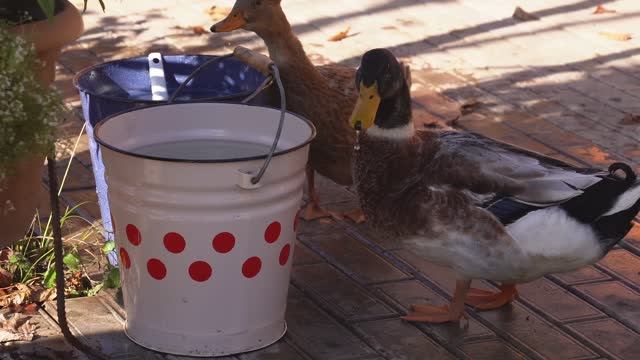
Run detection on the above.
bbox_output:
[211,0,408,223]
[349,48,640,323]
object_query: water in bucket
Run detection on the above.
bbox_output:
[133,139,277,160]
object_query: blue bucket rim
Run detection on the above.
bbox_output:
[93,101,317,164]
[72,54,269,104]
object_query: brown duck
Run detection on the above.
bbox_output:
[210,0,409,222]
[349,48,640,323]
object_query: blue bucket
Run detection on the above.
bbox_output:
[74,54,275,265]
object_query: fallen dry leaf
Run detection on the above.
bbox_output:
[593,5,616,14]
[513,6,540,21]
[0,313,35,343]
[0,284,30,308]
[192,26,207,35]
[621,113,640,125]
[31,287,56,303]
[599,32,632,41]
[0,267,11,288]
[328,26,351,42]
[0,284,56,309]
[10,303,39,315]
[0,248,12,262]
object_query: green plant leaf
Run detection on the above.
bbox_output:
[102,241,116,254]
[104,268,121,289]
[43,267,56,288]
[9,255,19,264]
[63,253,81,270]
[37,0,55,19]
[87,282,104,296]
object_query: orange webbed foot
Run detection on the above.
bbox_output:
[300,201,332,221]
[465,284,518,310]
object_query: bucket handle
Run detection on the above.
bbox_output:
[166,48,287,188]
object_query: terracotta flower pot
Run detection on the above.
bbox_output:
[9,0,84,85]
[0,157,48,248]
[0,1,84,247]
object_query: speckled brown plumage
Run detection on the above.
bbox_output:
[353,129,518,244]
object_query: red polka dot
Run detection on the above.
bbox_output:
[188,261,212,282]
[279,244,291,266]
[164,232,186,253]
[242,257,262,278]
[119,248,131,269]
[147,258,166,280]
[126,224,141,246]
[212,232,235,253]
[264,222,281,243]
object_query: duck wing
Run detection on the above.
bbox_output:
[428,130,606,205]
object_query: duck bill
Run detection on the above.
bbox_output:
[349,83,381,130]
[210,9,247,32]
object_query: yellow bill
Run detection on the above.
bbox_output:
[349,83,381,130]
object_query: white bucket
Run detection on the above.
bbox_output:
[94,102,315,356]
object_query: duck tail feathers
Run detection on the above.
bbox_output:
[608,162,637,186]
[601,163,640,217]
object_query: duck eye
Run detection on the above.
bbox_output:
[369,95,374,100]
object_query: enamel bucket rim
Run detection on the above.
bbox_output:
[72,54,263,104]
[93,101,316,164]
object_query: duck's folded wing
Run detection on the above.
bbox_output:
[434,131,605,205]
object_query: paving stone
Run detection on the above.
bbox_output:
[238,339,307,360]
[597,249,640,290]
[292,240,324,266]
[621,222,640,253]
[574,282,640,332]
[459,339,529,360]
[291,263,396,322]
[549,267,612,286]
[45,297,163,359]
[516,278,603,323]
[354,318,456,360]
[284,287,377,360]
[567,318,640,360]
[300,232,409,284]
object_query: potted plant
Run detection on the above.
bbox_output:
[0,22,63,248]
[1,0,86,85]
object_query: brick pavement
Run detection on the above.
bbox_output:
[5,1,639,359]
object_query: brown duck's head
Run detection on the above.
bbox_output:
[210,0,284,34]
[349,48,412,133]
